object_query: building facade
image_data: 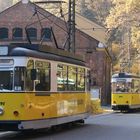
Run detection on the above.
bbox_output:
[0,0,111,105]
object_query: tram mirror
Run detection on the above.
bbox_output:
[31,69,37,80]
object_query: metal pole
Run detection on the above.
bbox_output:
[68,0,75,53]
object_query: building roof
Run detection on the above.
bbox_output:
[75,13,107,46]
[0,1,107,45]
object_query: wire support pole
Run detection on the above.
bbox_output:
[68,0,75,53]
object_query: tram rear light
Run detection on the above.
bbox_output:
[13,111,19,116]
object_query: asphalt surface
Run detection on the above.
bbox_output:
[1,111,140,140]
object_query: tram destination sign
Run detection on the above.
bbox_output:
[0,46,8,55]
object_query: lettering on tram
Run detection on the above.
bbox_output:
[111,72,140,112]
[0,44,91,131]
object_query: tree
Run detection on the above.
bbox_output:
[75,0,112,26]
[106,0,140,73]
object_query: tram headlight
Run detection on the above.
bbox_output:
[0,107,4,115]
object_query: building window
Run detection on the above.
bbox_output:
[0,28,8,40]
[12,28,23,40]
[41,28,51,41]
[26,28,37,40]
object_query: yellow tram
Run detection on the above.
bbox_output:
[0,44,91,130]
[111,72,140,111]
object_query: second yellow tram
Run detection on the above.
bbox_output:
[111,72,140,111]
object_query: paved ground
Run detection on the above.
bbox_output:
[1,110,140,140]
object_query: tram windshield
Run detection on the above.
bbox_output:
[112,79,131,93]
[0,67,26,92]
[0,71,13,91]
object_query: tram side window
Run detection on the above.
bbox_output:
[77,68,85,91]
[14,67,26,91]
[57,64,68,91]
[57,64,85,91]
[68,66,76,91]
[26,60,34,91]
[35,61,50,91]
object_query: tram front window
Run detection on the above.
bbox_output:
[0,71,13,91]
[112,81,131,93]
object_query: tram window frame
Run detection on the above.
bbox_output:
[132,79,140,93]
[77,68,85,91]
[67,66,77,91]
[112,80,131,93]
[26,60,34,91]
[57,64,86,92]
[35,61,51,92]
[57,64,68,91]
[14,67,26,91]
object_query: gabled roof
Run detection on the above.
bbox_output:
[0,1,60,23]
[75,12,106,45]
[0,0,107,45]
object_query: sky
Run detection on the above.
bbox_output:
[0,0,69,11]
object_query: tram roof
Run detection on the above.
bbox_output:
[112,72,140,79]
[6,44,86,66]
